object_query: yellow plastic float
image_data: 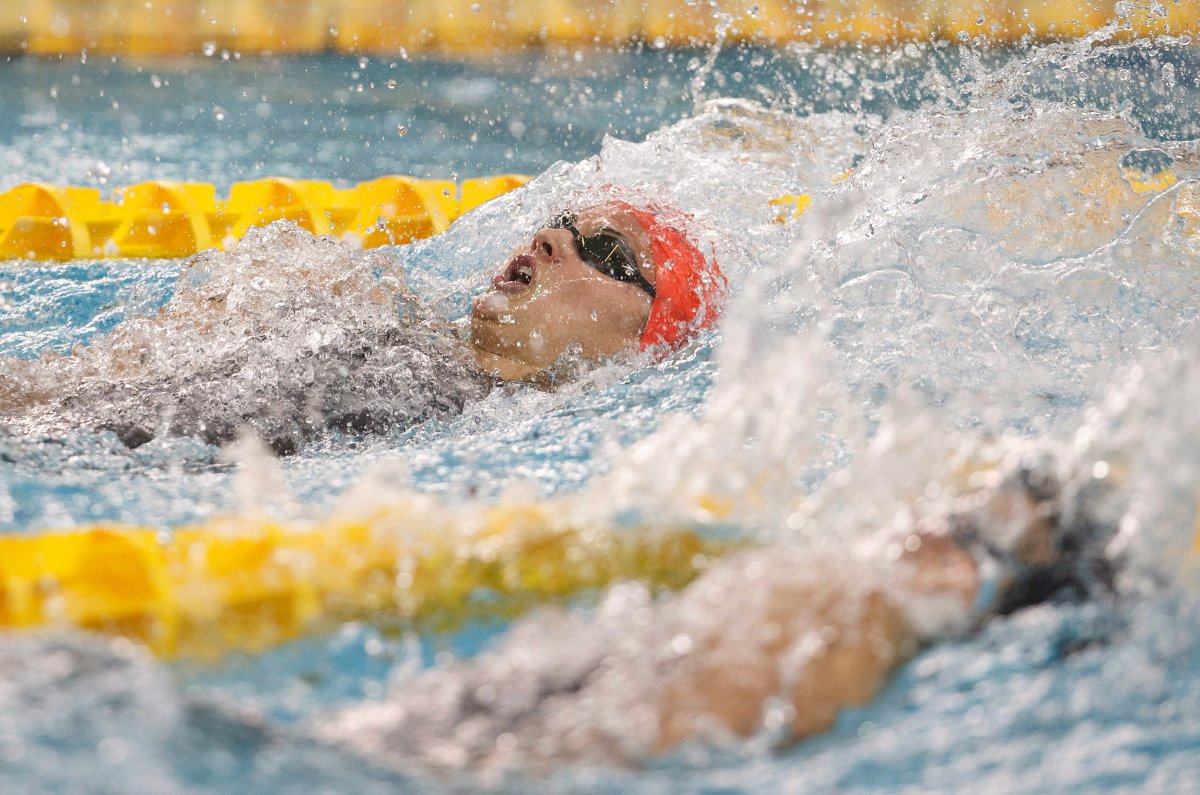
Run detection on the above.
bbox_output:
[3,165,1183,260]
[0,504,732,660]
[0,184,101,260]
[0,174,530,261]
[7,0,1198,56]
[0,173,811,262]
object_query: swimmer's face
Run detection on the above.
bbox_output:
[470,205,656,381]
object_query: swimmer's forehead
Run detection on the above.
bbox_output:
[571,204,647,239]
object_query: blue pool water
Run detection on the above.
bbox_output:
[3,33,1200,793]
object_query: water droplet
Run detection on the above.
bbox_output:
[97,737,129,765]
[202,41,216,57]
[1162,62,1177,87]
[86,161,112,184]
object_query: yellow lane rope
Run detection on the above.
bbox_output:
[7,0,1196,57]
[0,502,735,660]
[0,147,1181,264]
[0,175,815,263]
[0,174,529,261]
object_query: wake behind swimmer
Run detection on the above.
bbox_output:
[1,225,491,455]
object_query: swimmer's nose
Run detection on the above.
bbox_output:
[531,227,573,262]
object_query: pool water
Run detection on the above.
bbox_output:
[3,32,1200,793]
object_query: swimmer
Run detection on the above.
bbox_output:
[0,196,725,453]
[316,456,1119,771]
[469,201,725,383]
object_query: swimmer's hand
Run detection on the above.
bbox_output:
[948,461,1120,617]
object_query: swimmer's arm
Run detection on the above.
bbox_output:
[654,535,977,750]
[655,582,908,748]
[315,533,981,768]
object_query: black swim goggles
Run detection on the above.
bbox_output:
[546,212,656,299]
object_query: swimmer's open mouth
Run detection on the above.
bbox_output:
[494,254,536,293]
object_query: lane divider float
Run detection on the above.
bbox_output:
[6,0,1197,57]
[0,174,529,261]
[0,502,734,659]
[7,164,1180,263]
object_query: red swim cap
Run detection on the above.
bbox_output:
[610,200,727,352]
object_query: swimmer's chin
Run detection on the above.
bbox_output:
[471,345,545,382]
[472,341,640,389]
